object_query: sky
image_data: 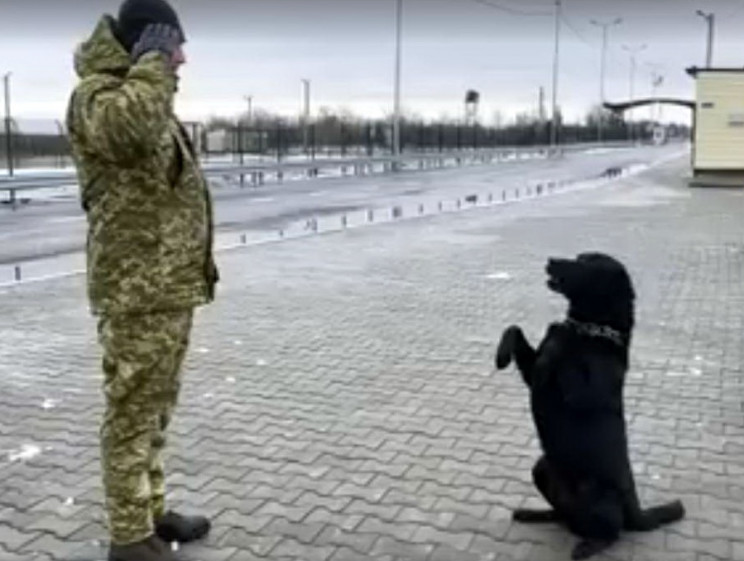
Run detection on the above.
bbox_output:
[2,0,744,131]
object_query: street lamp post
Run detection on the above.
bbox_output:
[244,95,253,124]
[696,10,715,68]
[392,0,403,161]
[3,72,13,177]
[301,79,310,156]
[549,0,562,153]
[622,43,647,143]
[646,64,664,123]
[590,17,622,142]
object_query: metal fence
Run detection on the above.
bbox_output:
[1,116,691,173]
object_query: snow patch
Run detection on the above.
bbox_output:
[41,398,59,410]
[8,444,42,462]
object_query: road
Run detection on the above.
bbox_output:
[0,143,687,269]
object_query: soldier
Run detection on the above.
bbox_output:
[65,1,219,560]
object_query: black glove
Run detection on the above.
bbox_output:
[130,22,182,62]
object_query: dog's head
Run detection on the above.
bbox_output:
[546,252,635,332]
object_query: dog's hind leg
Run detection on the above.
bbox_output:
[513,509,561,523]
[621,476,685,532]
[513,457,569,524]
[624,500,685,531]
[495,325,536,386]
[568,485,622,560]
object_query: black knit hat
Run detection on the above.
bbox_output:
[115,0,186,52]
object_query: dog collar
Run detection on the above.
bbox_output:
[565,318,627,347]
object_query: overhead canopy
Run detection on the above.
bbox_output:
[686,66,744,77]
[603,98,695,114]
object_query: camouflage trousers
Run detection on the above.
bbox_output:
[97,309,193,546]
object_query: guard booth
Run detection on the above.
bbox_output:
[687,67,744,186]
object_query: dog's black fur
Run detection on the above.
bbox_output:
[495,252,684,560]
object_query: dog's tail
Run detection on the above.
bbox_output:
[625,500,685,532]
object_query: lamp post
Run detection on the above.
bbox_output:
[301,79,310,155]
[392,0,403,160]
[244,95,253,123]
[696,10,715,68]
[3,72,13,177]
[590,17,622,142]
[622,43,648,143]
[549,0,562,152]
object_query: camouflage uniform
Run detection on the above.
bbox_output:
[65,15,217,546]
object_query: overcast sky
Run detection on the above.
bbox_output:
[2,0,744,129]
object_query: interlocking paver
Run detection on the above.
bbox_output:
[1,156,743,560]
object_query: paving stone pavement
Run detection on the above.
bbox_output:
[1,154,743,561]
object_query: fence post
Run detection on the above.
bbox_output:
[276,120,282,162]
[237,121,245,187]
[310,123,316,161]
[55,120,66,168]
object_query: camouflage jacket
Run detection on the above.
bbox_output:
[66,16,218,317]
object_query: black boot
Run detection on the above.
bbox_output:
[155,510,211,543]
[108,535,181,561]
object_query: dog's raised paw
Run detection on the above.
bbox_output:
[495,347,511,369]
[495,326,518,369]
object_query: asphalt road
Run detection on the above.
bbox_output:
[0,143,688,266]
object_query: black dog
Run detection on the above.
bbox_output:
[495,252,684,560]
